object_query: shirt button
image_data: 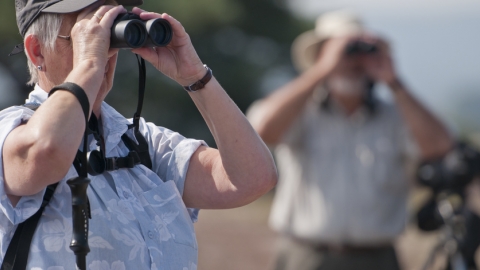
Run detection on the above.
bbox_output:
[148,230,154,239]
[123,191,129,198]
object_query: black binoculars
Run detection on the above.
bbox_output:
[345,41,378,55]
[111,12,173,48]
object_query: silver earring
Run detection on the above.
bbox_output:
[37,65,42,71]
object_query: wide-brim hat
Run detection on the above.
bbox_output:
[291,10,367,72]
[15,0,144,38]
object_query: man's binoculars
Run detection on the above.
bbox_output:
[345,41,378,55]
[111,12,173,48]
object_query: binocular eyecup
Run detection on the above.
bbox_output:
[110,12,173,49]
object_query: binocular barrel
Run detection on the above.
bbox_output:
[110,13,173,48]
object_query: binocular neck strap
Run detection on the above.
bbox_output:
[131,54,146,133]
[126,54,152,170]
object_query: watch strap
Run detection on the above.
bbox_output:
[183,65,213,92]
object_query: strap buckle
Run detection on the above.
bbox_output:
[105,152,141,171]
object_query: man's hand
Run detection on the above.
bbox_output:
[360,37,398,86]
[130,8,206,87]
[310,36,356,79]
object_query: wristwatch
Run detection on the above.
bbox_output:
[183,65,213,92]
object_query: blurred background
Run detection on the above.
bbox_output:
[1,0,480,269]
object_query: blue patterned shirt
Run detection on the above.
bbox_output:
[0,85,204,269]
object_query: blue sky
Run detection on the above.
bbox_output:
[286,0,480,132]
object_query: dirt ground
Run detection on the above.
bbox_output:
[195,189,480,270]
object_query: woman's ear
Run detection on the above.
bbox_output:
[24,35,44,68]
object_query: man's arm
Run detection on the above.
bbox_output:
[248,37,353,146]
[390,79,453,158]
[248,67,326,146]
[363,38,453,159]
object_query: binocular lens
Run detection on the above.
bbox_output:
[111,19,148,48]
[125,22,147,48]
[145,19,173,47]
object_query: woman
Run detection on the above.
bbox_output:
[0,0,277,269]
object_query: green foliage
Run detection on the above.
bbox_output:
[0,1,20,40]
[142,0,245,31]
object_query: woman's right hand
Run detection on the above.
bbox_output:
[71,4,126,69]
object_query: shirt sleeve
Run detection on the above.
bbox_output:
[143,120,206,221]
[0,107,45,225]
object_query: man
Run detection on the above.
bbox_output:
[247,10,453,270]
[0,0,277,269]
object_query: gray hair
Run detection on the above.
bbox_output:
[24,13,64,86]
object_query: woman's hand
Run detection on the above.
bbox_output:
[72,4,126,69]
[130,7,206,87]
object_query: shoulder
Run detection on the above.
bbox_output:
[0,105,35,132]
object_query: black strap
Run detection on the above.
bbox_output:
[105,151,140,171]
[122,54,152,170]
[1,184,58,270]
[122,133,152,169]
[48,82,90,125]
[132,55,146,132]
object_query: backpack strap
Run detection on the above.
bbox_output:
[1,183,58,270]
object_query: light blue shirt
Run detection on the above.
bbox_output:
[0,85,204,270]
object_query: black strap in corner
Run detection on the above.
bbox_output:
[49,82,90,123]
[1,183,58,270]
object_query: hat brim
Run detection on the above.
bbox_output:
[291,30,328,72]
[43,0,143,13]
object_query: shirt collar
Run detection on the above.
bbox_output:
[27,84,131,155]
[312,88,370,125]
[99,102,131,155]
[26,84,49,104]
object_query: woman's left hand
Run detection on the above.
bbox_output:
[131,7,206,87]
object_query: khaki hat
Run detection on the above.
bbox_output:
[291,10,367,72]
